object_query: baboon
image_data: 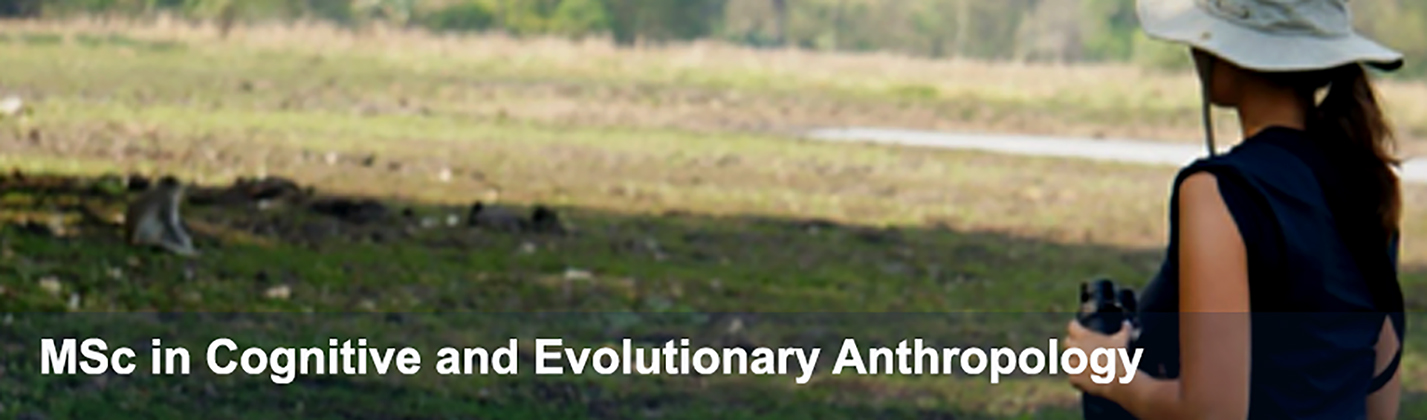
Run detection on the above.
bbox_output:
[529,205,565,233]
[124,176,198,257]
[467,201,523,231]
[467,202,566,233]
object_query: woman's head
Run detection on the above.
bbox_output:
[1190,46,1400,234]
[1190,48,1303,109]
[1142,0,1405,235]
[1191,48,1245,108]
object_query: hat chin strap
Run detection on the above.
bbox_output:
[1201,54,1218,158]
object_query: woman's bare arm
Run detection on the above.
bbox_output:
[1113,172,1252,420]
[1367,317,1401,420]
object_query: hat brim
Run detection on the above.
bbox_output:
[1138,0,1404,72]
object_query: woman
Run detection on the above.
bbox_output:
[1064,0,1408,419]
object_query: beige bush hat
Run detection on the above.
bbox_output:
[1138,0,1404,72]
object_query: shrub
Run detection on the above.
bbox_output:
[419,1,495,34]
[549,0,610,39]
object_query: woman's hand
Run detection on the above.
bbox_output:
[1065,319,1135,399]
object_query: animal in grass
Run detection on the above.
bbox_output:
[467,201,523,231]
[123,176,199,257]
[528,205,565,233]
[467,202,566,233]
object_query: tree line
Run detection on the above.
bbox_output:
[2,0,1424,77]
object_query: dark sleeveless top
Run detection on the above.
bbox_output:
[1127,126,1406,419]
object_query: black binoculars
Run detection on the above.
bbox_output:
[1077,278,1140,420]
[1077,278,1138,336]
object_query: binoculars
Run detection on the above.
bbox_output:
[1077,278,1140,420]
[1077,278,1138,336]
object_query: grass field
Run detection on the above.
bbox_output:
[4,19,1427,419]
[5,18,1427,151]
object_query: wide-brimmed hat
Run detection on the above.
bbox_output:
[1138,0,1404,72]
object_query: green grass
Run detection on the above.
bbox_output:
[5,26,1427,419]
[0,178,1112,419]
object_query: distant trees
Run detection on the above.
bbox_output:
[1014,0,1083,63]
[420,1,494,33]
[0,0,40,17]
[2,0,1423,77]
[416,0,723,45]
[549,0,610,39]
[770,0,786,46]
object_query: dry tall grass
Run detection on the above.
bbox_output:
[4,16,1426,148]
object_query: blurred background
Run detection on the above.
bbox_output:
[3,0,1426,74]
[2,1,1427,419]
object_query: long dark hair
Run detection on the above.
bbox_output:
[1276,63,1401,238]
[1269,63,1405,319]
